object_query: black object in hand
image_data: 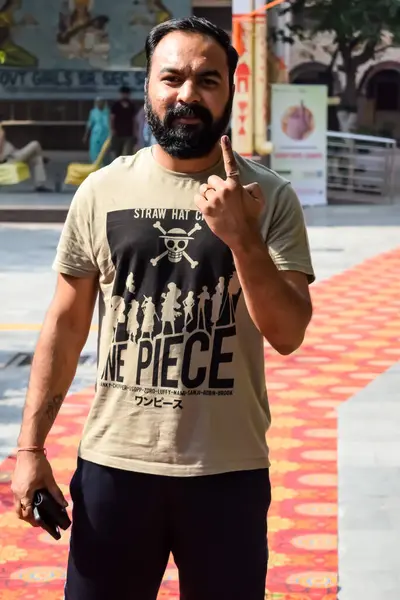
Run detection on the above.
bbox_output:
[33,488,71,540]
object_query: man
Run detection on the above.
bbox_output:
[110,85,137,157]
[11,17,315,600]
[0,121,50,192]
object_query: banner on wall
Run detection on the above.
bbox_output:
[0,0,190,99]
[270,84,328,206]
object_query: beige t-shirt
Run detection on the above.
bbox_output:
[53,147,314,476]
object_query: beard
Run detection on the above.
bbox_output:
[145,92,233,159]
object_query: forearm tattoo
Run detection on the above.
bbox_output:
[45,394,64,423]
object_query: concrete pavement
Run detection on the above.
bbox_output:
[338,363,400,599]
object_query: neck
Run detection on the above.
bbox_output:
[152,143,222,174]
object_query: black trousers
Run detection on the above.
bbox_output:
[65,458,271,600]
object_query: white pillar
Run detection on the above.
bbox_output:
[232,0,272,157]
[253,0,271,155]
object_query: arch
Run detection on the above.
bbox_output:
[289,61,340,95]
[358,60,400,93]
[290,61,329,83]
[361,63,400,114]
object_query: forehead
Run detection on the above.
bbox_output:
[150,31,229,77]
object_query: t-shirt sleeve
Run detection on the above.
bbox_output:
[266,182,315,283]
[52,175,99,278]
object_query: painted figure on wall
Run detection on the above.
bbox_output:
[130,0,171,68]
[0,0,38,67]
[57,0,110,68]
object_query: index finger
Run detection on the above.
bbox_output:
[221,135,240,184]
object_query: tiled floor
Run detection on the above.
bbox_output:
[1,244,399,598]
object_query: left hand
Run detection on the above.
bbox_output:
[195,136,265,250]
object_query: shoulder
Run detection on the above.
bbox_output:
[88,147,151,190]
[235,153,290,199]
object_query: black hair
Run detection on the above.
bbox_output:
[119,85,131,94]
[145,17,239,87]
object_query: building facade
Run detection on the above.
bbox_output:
[289,33,400,138]
[3,0,397,150]
[195,1,400,139]
[0,0,190,149]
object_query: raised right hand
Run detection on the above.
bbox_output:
[11,451,68,527]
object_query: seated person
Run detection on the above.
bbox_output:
[0,121,51,192]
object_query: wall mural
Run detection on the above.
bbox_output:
[0,0,190,98]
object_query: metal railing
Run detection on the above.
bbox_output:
[327,131,397,204]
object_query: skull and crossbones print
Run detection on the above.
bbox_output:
[151,221,202,268]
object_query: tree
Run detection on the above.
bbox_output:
[277,0,400,131]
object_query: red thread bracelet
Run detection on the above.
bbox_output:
[17,447,47,456]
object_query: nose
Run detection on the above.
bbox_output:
[176,79,201,104]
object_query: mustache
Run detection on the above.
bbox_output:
[164,103,213,127]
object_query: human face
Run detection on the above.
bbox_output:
[120,89,130,102]
[145,31,233,159]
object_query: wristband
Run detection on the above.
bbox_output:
[17,446,47,456]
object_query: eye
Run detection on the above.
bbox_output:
[202,78,219,87]
[162,76,181,85]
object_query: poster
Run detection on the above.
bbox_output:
[0,0,190,99]
[270,84,328,206]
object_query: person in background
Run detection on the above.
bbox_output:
[83,96,110,164]
[133,103,146,151]
[142,111,157,147]
[134,103,157,149]
[0,118,51,192]
[110,85,136,157]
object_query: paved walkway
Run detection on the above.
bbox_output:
[338,363,400,599]
[0,206,399,598]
